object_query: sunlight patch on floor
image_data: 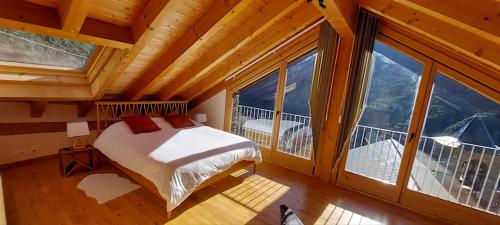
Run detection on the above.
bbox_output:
[222,174,290,212]
[231,169,251,177]
[167,173,289,225]
[314,204,381,225]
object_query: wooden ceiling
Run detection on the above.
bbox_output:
[0,0,497,105]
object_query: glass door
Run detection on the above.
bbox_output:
[401,63,500,217]
[229,43,319,174]
[230,65,281,160]
[271,49,318,174]
[337,36,433,202]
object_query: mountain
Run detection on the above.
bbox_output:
[359,41,499,148]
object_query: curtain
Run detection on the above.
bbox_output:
[335,9,379,164]
[310,21,340,163]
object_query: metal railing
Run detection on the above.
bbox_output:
[347,125,500,216]
[277,112,313,159]
[231,105,313,159]
[347,125,408,184]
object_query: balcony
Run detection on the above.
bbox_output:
[231,105,313,159]
[231,105,500,216]
[347,125,500,216]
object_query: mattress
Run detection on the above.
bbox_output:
[93,118,262,211]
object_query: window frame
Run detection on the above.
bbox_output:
[224,26,320,174]
[336,21,500,225]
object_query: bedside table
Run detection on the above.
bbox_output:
[59,145,98,176]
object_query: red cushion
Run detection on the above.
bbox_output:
[122,115,161,134]
[165,115,195,129]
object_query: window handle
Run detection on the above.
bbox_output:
[408,132,415,142]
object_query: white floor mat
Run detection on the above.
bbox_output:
[77,173,141,204]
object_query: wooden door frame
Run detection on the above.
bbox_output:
[224,29,319,174]
[398,62,500,225]
[336,32,434,202]
[334,22,500,225]
[270,42,318,175]
[225,63,282,161]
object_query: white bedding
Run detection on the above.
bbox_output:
[93,118,262,211]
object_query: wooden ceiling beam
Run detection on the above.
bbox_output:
[125,0,252,100]
[157,0,309,100]
[181,4,322,101]
[0,75,88,86]
[0,0,133,49]
[404,0,500,42]
[77,101,94,117]
[358,0,500,74]
[59,0,94,33]
[0,65,86,77]
[89,0,188,100]
[0,83,92,101]
[30,101,48,118]
[310,0,356,38]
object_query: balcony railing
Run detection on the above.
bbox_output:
[231,105,313,159]
[347,125,500,216]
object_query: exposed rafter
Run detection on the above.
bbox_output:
[181,4,322,101]
[404,0,500,41]
[125,0,250,100]
[89,0,187,100]
[77,101,94,117]
[358,0,500,74]
[30,101,48,118]
[0,75,88,86]
[0,0,133,49]
[158,0,311,100]
[59,0,94,33]
[0,65,86,77]
[310,0,356,38]
[0,83,92,101]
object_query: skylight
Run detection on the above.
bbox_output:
[0,28,96,69]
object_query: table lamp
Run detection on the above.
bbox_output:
[67,121,90,150]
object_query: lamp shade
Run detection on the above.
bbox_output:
[194,113,207,123]
[67,121,90,137]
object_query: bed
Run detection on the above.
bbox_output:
[93,101,262,217]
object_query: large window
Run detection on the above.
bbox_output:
[408,70,500,215]
[338,26,500,224]
[277,49,317,159]
[231,70,280,148]
[227,36,319,174]
[345,40,424,184]
[0,28,96,69]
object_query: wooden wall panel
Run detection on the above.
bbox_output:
[0,121,99,136]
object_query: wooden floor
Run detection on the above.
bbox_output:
[1,158,451,225]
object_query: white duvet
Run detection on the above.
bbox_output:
[93,118,262,211]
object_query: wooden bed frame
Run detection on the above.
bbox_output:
[95,101,256,218]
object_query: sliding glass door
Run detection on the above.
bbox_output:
[229,43,318,174]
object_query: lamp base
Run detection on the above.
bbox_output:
[73,136,86,150]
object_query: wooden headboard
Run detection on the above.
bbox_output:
[95,101,188,135]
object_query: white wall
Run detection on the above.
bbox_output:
[0,102,97,165]
[188,90,226,130]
